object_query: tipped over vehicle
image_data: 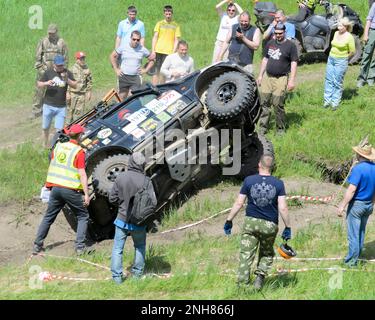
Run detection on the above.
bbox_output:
[54,62,273,241]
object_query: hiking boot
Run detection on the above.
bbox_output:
[253,274,265,291]
[32,244,44,255]
[357,79,365,88]
[321,103,330,109]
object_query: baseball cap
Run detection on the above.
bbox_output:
[54,55,65,65]
[75,51,86,59]
[69,124,85,134]
[47,23,58,33]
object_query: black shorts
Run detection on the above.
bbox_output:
[118,74,142,92]
[148,53,168,75]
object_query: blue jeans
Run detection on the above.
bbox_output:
[345,200,373,266]
[324,56,348,108]
[111,226,146,283]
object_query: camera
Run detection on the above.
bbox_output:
[236,26,242,33]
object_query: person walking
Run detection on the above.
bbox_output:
[212,0,243,63]
[323,18,355,110]
[31,24,68,119]
[110,31,155,100]
[109,152,157,284]
[223,154,291,290]
[38,55,77,148]
[337,141,375,267]
[115,5,145,48]
[257,23,298,135]
[151,5,181,85]
[67,51,93,122]
[160,40,194,82]
[357,2,375,88]
[33,124,91,256]
[217,11,261,74]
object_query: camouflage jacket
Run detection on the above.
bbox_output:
[34,36,68,70]
[68,61,93,94]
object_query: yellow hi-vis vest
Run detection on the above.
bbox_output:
[46,141,83,190]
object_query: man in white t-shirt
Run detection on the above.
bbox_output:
[212,0,243,63]
[161,40,194,82]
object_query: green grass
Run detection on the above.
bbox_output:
[1,220,375,299]
[0,0,368,106]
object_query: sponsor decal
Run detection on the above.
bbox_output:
[117,108,132,121]
[127,108,150,125]
[97,128,112,140]
[145,99,167,115]
[140,118,159,132]
[158,90,182,106]
[81,138,92,147]
[156,111,171,123]
[166,100,187,115]
[102,138,111,145]
[131,128,145,139]
[122,122,138,134]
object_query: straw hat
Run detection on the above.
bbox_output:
[352,143,375,161]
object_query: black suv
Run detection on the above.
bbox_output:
[57,62,273,241]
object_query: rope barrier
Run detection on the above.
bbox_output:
[285,194,334,203]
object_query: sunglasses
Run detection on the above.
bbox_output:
[227,9,236,12]
[132,38,141,41]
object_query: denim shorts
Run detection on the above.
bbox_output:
[42,103,66,130]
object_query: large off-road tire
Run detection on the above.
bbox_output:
[205,71,256,121]
[92,154,130,196]
[238,133,274,179]
[348,35,362,65]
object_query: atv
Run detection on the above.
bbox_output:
[254,0,364,64]
[54,62,273,241]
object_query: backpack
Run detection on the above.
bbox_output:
[127,177,156,226]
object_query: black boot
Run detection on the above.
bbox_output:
[254,274,265,291]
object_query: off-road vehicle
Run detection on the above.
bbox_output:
[56,62,273,241]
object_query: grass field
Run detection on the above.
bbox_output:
[1,220,375,299]
[0,0,369,106]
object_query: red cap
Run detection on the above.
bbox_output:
[75,51,86,59]
[69,124,85,134]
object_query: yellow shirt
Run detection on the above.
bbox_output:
[330,31,355,58]
[154,20,181,55]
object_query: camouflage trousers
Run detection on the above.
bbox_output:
[32,69,46,117]
[258,73,288,134]
[67,93,87,123]
[237,216,278,284]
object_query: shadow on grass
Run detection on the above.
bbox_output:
[286,112,304,128]
[342,88,359,101]
[265,273,298,289]
[144,245,172,274]
[360,240,375,260]
[45,240,73,251]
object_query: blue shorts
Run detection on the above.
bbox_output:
[42,104,66,130]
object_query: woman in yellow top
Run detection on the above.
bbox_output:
[323,17,355,110]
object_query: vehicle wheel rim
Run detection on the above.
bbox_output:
[217,82,237,103]
[106,165,126,182]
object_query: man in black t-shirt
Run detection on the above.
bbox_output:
[257,23,298,135]
[223,154,291,290]
[37,55,77,147]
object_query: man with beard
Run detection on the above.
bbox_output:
[217,11,261,74]
[31,24,68,119]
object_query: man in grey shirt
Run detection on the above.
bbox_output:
[110,31,155,100]
[160,40,194,82]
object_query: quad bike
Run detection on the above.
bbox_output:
[53,62,274,241]
[254,0,364,64]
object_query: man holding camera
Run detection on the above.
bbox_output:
[37,55,77,148]
[223,154,291,290]
[217,11,261,74]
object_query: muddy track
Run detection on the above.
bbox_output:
[0,178,350,267]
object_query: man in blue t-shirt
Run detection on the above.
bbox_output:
[337,142,375,267]
[223,154,291,290]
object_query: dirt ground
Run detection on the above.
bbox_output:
[0,176,354,267]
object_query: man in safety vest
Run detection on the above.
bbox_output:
[289,0,321,22]
[33,124,91,255]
